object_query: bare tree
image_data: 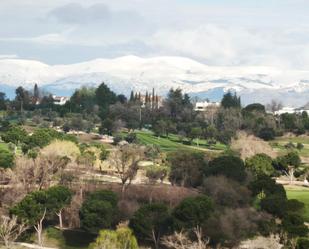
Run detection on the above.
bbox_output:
[12,154,69,191]
[267,100,283,114]
[163,227,210,249]
[108,144,144,198]
[0,215,28,248]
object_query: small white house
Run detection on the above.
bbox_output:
[53,96,70,105]
[194,101,220,112]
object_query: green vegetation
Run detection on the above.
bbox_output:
[1,85,309,248]
[286,187,309,222]
[45,227,95,249]
[270,136,309,157]
[133,130,226,152]
[80,190,119,234]
[90,227,138,249]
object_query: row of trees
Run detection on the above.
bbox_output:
[1,84,309,145]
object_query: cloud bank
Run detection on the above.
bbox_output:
[0,0,309,70]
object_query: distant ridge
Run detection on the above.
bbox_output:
[0,56,309,106]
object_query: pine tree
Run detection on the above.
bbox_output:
[130,91,134,102]
[145,91,149,104]
[155,95,159,109]
[152,88,155,104]
[34,84,39,104]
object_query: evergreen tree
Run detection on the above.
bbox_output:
[34,84,39,102]
[130,91,134,102]
[145,91,149,104]
[152,88,155,108]
[155,95,159,109]
[221,92,241,109]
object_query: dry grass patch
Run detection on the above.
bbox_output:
[41,140,80,161]
[231,131,277,160]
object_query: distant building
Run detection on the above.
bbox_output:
[52,95,70,105]
[194,101,220,112]
[275,107,309,115]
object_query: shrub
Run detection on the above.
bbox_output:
[202,176,251,208]
[80,190,118,233]
[258,127,275,141]
[249,174,287,199]
[297,237,309,249]
[168,150,207,187]
[172,195,213,230]
[260,194,287,218]
[90,227,139,249]
[205,156,246,182]
[245,153,274,176]
[282,213,309,237]
[129,203,171,249]
[0,147,14,169]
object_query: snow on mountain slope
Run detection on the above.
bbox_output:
[0,55,309,105]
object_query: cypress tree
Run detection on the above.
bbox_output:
[130,91,134,102]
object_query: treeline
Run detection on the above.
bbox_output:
[1,83,309,145]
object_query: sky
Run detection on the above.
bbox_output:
[1,0,309,69]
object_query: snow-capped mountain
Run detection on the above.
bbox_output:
[0,55,309,105]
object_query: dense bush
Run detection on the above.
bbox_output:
[282,213,309,237]
[205,156,246,182]
[257,127,275,141]
[249,174,287,199]
[129,203,171,249]
[1,125,28,144]
[90,227,139,249]
[172,195,213,230]
[80,190,118,233]
[168,150,207,187]
[245,153,274,176]
[297,238,309,249]
[0,147,14,168]
[202,176,251,208]
[260,194,287,217]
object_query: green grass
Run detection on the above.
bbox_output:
[270,136,309,157]
[286,186,309,222]
[45,227,96,249]
[132,130,227,153]
[0,142,9,151]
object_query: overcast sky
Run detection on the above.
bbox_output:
[1,0,309,68]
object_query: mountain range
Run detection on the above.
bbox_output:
[0,55,309,106]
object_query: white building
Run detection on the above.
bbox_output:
[194,101,220,112]
[275,107,309,115]
[53,96,70,105]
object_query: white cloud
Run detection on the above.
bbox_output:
[0,54,18,59]
[1,0,309,69]
[149,24,309,69]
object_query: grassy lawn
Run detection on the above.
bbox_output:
[270,136,309,158]
[44,227,96,249]
[0,142,9,151]
[285,186,309,222]
[131,130,227,153]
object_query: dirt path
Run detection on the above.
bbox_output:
[14,242,57,249]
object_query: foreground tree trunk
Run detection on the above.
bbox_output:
[56,209,63,229]
[152,229,160,249]
[33,209,46,247]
